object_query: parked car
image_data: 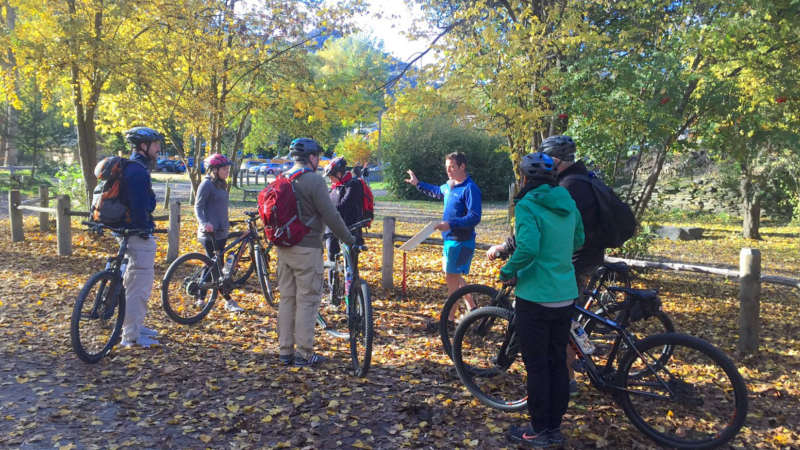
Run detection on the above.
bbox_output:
[240,159,265,173]
[257,162,283,175]
[156,158,185,173]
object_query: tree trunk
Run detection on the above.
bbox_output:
[1,2,18,166]
[633,145,667,220]
[741,174,761,239]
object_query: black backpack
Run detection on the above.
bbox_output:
[563,173,637,248]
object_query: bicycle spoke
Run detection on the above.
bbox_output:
[162,253,218,325]
[71,273,124,363]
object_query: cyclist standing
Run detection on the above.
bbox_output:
[405,152,482,324]
[501,152,584,448]
[119,126,162,348]
[194,153,244,312]
[276,138,355,367]
[323,156,365,299]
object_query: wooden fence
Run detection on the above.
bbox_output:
[8,188,181,262]
[373,216,798,355]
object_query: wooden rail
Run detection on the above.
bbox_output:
[8,188,181,262]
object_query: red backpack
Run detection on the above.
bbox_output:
[257,169,313,247]
[360,179,374,227]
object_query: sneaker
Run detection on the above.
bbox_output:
[278,354,294,366]
[508,425,553,448]
[424,318,443,334]
[294,353,328,367]
[547,428,566,446]
[140,326,159,337]
[225,300,244,312]
[120,335,160,348]
[569,379,579,397]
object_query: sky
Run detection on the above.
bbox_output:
[351,1,434,63]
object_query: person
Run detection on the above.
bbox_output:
[323,156,365,300]
[501,152,584,448]
[405,152,482,309]
[487,134,602,395]
[194,153,244,313]
[118,126,162,348]
[276,138,355,367]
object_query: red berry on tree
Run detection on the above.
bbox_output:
[558,113,568,120]
[659,96,670,105]
[776,96,787,103]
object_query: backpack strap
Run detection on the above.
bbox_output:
[560,173,593,185]
[286,167,316,228]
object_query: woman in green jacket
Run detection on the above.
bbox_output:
[502,152,584,448]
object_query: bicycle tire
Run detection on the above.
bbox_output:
[228,234,255,286]
[161,252,219,325]
[254,244,275,306]
[452,306,528,412]
[616,333,748,449]
[70,271,125,363]
[440,284,508,360]
[321,254,348,338]
[349,279,373,377]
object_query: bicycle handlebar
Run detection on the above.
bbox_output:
[83,221,165,236]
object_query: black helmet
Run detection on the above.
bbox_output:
[125,126,164,146]
[323,156,347,177]
[539,135,576,162]
[520,152,555,180]
[289,137,322,159]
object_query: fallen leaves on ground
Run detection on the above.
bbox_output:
[0,212,797,448]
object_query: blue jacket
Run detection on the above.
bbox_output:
[120,152,156,230]
[417,176,482,241]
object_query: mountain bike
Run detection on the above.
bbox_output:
[451,295,748,449]
[438,261,672,360]
[161,211,275,324]
[317,219,373,377]
[70,222,165,363]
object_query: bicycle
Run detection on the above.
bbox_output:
[439,261,673,360]
[317,219,374,377]
[161,211,275,324]
[451,293,748,449]
[70,222,165,363]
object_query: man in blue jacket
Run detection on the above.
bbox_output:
[118,126,161,348]
[406,152,482,313]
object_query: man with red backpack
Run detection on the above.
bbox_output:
[273,138,355,367]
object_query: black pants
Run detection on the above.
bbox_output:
[325,229,363,269]
[199,236,227,280]
[515,298,574,431]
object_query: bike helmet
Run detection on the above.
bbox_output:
[289,137,322,159]
[125,126,164,146]
[204,153,232,170]
[539,135,576,162]
[323,156,347,177]
[520,152,555,179]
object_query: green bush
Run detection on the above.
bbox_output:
[53,165,87,209]
[383,117,513,201]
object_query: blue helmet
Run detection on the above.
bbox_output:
[125,126,164,146]
[289,137,322,159]
[520,152,555,179]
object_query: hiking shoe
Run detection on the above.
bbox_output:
[225,300,244,312]
[424,318,441,334]
[569,379,579,397]
[140,326,159,337]
[120,335,160,348]
[508,425,553,448]
[278,354,294,366]
[294,353,328,367]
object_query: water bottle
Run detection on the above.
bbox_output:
[570,319,595,355]
[223,254,234,275]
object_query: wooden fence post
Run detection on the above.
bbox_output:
[39,185,50,232]
[167,200,181,263]
[163,183,171,210]
[9,189,23,242]
[382,216,395,290]
[56,195,72,256]
[738,248,761,355]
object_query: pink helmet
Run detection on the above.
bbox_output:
[204,153,232,170]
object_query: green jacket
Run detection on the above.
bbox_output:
[500,183,585,303]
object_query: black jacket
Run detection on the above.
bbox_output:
[329,173,364,227]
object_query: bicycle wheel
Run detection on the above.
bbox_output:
[161,252,219,325]
[228,235,255,286]
[349,279,373,377]
[70,272,125,363]
[254,244,276,306]
[585,309,675,375]
[440,284,508,360]
[616,333,748,449]
[452,306,527,412]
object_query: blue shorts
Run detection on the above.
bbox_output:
[442,239,475,274]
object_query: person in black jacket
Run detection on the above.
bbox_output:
[323,157,365,297]
[487,135,605,395]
